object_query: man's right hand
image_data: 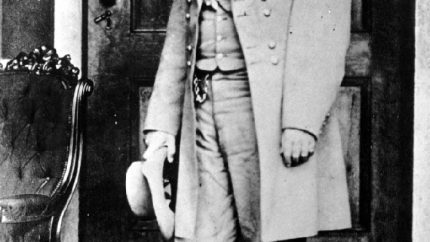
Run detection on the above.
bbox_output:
[143,131,176,163]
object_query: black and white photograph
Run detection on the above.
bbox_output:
[0,0,422,241]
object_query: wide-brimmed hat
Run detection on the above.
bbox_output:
[126,147,174,240]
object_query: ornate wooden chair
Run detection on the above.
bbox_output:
[0,72,93,241]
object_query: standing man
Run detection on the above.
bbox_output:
[143,0,352,241]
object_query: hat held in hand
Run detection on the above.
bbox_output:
[125,147,174,240]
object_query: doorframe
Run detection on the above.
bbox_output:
[413,0,430,241]
[370,0,414,241]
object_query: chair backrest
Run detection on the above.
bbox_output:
[0,72,74,198]
[0,72,93,241]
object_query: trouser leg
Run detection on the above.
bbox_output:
[191,69,308,242]
[194,78,237,242]
[211,73,260,242]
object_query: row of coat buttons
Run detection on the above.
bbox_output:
[184,1,278,66]
[186,0,192,20]
[186,0,192,68]
[261,1,276,64]
[214,0,227,61]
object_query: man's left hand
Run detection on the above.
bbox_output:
[281,129,316,168]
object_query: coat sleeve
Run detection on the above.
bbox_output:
[282,0,352,137]
[144,0,188,135]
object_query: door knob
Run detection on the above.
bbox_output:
[94,10,112,23]
[94,10,113,30]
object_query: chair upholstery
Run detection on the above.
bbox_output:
[0,72,92,241]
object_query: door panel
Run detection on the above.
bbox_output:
[131,0,173,32]
[82,0,413,241]
[1,0,54,58]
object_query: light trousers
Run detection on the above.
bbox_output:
[193,68,260,242]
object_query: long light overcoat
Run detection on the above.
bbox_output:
[144,0,352,241]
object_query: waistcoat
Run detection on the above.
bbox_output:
[196,0,246,71]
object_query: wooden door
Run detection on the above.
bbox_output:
[0,0,54,58]
[81,0,413,241]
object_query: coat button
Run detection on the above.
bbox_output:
[187,0,191,3]
[185,13,191,20]
[263,9,271,17]
[187,60,192,66]
[270,56,279,65]
[187,45,193,51]
[268,41,277,49]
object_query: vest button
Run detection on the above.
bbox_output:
[187,45,193,51]
[270,56,279,65]
[187,60,192,67]
[268,41,277,49]
[216,53,225,59]
[187,0,191,3]
[185,13,191,20]
[263,9,271,17]
[216,35,224,41]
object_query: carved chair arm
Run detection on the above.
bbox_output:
[46,78,93,242]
